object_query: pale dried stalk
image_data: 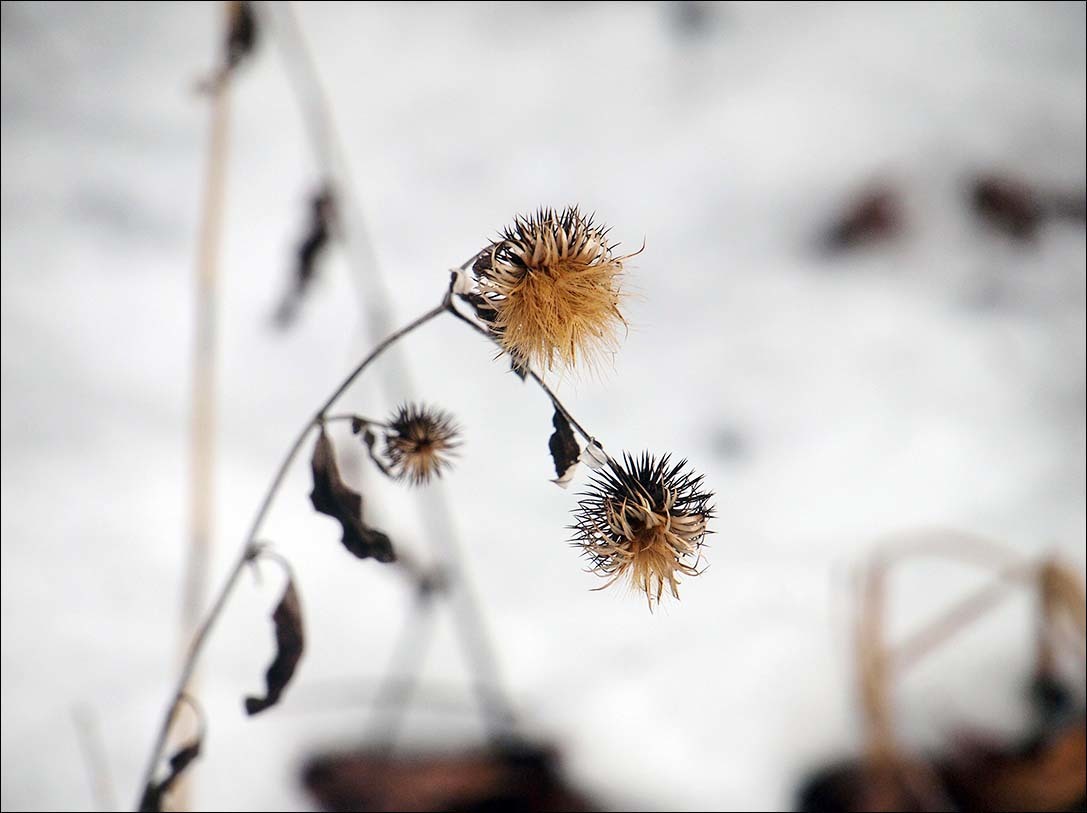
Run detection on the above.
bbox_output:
[855,535,1085,795]
[174,4,237,807]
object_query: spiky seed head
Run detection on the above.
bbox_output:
[473,206,632,373]
[384,404,460,486]
[572,452,714,609]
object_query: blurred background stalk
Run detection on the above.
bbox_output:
[176,2,239,807]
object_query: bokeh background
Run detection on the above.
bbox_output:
[2,2,1084,810]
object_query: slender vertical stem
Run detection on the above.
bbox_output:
[268,0,399,353]
[365,589,438,751]
[182,74,227,662]
[173,8,235,807]
[182,30,231,650]
[856,564,893,765]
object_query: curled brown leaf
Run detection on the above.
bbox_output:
[310,429,395,562]
[548,407,580,488]
[138,698,204,813]
[245,578,305,716]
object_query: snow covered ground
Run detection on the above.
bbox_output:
[2,2,1084,810]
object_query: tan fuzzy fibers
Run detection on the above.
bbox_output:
[477,208,631,373]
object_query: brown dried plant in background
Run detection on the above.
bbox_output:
[472,206,632,373]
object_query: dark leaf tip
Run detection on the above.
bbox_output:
[244,579,305,716]
[548,408,580,487]
[309,430,397,562]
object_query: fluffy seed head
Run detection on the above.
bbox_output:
[572,452,714,609]
[384,404,460,486]
[473,206,631,372]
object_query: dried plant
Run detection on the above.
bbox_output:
[138,13,714,804]
[382,404,460,486]
[132,5,723,808]
[573,453,714,608]
[273,185,336,327]
[470,206,633,372]
[138,208,716,804]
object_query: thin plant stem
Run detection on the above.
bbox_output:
[175,7,236,807]
[312,298,450,416]
[890,561,1038,674]
[322,414,389,429]
[266,0,396,352]
[182,18,231,652]
[135,297,449,808]
[856,541,1047,781]
[446,301,605,452]
[856,562,892,764]
[365,588,439,752]
[268,6,517,743]
[140,280,623,806]
[442,579,516,744]
[182,55,229,658]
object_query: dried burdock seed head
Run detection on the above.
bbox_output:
[572,452,714,609]
[472,206,633,373]
[384,404,460,486]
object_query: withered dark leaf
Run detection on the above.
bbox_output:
[275,187,335,328]
[195,2,258,95]
[225,1,258,71]
[245,579,305,716]
[310,429,395,562]
[138,734,202,811]
[548,407,580,488]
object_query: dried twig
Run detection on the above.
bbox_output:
[136,293,451,808]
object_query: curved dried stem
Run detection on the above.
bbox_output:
[889,560,1039,674]
[856,535,1084,777]
[141,263,621,803]
[267,3,519,747]
[135,293,450,808]
[445,298,608,457]
[364,585,439,754]
[321,413,390,430]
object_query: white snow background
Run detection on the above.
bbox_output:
[2,1,1085,811]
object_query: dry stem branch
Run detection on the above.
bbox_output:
[266,4,518,742]
[136,295,449,807]
[445,299,607,455]
[138,281,609,806]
